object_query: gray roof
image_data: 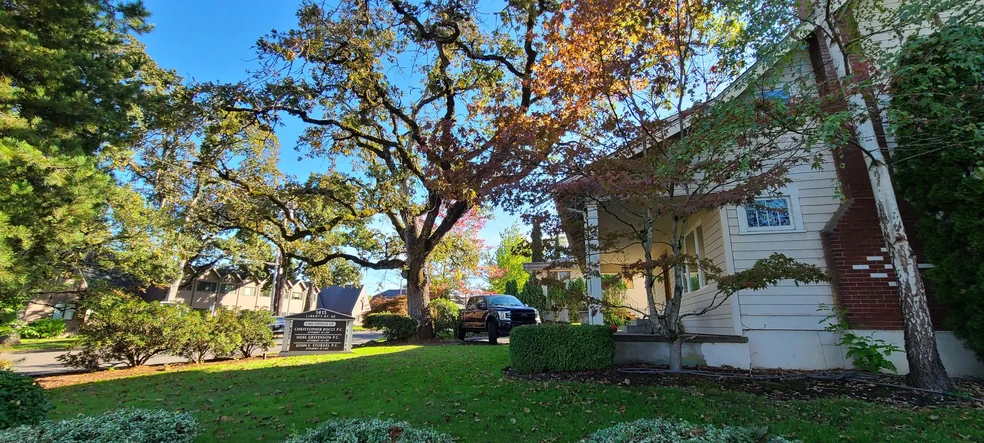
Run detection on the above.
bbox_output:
[317,286,366,314]
[375,289,405,298]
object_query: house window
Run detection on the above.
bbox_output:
[684,226,707,292]
[744,198,792,229]
[552,271,571,282]
[241,287,255,297]
[51,303,76,321]
[197,281,218,293]
[220,284,236,294]
[761,89,790,101]
[291,291,302,300]
[602,273,634,290]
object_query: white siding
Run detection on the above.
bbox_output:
[680,209,737,335]
[727,151,840,331]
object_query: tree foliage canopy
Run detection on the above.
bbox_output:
[891,25,984,360]
[0,0,173,311]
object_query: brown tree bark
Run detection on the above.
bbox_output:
[304,281,318,312]
[405,259,434,340]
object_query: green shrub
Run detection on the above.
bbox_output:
[0,370,52,429]
[602,275,632,326]
[891,25,984,361]
[582,418,798,442]
[0,408,199,443]
[21,319,66,339]
[363,313,419,341]
[58,297,192,370]
[178,308,242,363]
[510,324,615,373]
[284,418,452,443]
[237,309,274,357]
[517,275,548,312]
[429,299,460,333]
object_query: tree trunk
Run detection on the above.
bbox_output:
[867,152,950,391]
[165,259,187,303]
[405,260,434,340]
[668,336,683,372]
[821,32,951,392]
[304,281,318,311]
[273,257,290,316]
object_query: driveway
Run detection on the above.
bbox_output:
[2,331,383,376]
[462,334,510,345]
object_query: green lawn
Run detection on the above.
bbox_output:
[45,345,983,442]
[0,337,76,352]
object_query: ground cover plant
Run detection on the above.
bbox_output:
[37,345,984,442]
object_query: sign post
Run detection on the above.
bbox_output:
[281,308,355,355]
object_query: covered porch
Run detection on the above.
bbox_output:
[526,198,740,336]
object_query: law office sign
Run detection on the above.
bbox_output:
[281,309,355,355]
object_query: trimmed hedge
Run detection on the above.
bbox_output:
[0,408,199,443]
[0,370,51,429]
[582,418,799,442]
[509,324,615,373]
[363,313,419,341]
[284,418,452,443]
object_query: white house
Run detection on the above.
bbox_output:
[526,0,984,376]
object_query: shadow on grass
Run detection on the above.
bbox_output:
[43,345,984,443]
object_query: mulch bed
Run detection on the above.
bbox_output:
[504,364,984,408]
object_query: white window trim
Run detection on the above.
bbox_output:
[683,221,706,294]
[736,185,805,234]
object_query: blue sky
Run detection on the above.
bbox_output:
[140,0,521,293]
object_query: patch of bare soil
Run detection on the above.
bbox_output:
[504,364,984,408]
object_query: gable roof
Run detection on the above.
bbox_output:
[317,286,367,314]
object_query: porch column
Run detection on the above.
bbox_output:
[585,201,604,325]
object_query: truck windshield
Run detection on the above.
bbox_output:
[487,295,524,307]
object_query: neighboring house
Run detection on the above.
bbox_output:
[22,268,140,333]
[144,266,272,312]
[317,286,370,325]
[282,280,316,316]
[525,5,984,376]
[373,289,406,299]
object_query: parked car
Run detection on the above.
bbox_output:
[271,316,285,335]
[456,294,539,344]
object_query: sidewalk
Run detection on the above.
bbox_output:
[2,331,382,376]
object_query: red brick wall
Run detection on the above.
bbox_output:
[807,32,947,330]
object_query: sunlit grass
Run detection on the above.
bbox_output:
[1,337,77,352]
[44,345,984,442]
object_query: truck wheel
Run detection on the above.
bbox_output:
[456,325,466,341]
[487,320,499,345]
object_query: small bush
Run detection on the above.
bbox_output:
[20,319,66,339]
[582,418,798,442]
[284,418,452,443]
[0,408,199,443]
[0,370,52,429]
[237,309,274,357]
[178,308,242,363]
[510,324,615,373]
[363,313,419,341]
[58,297,192,370]
[429,298,460,333]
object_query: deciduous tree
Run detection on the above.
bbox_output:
[219,0,577,337]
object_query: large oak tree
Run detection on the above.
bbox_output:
[219,0,576,335]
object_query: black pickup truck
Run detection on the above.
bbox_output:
[456,294,540,344]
